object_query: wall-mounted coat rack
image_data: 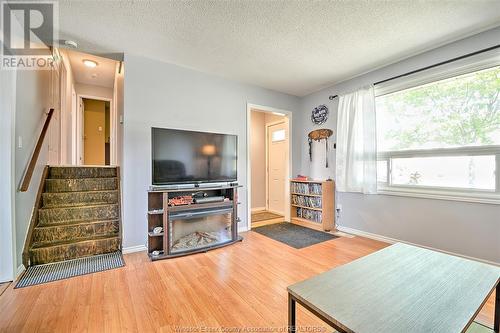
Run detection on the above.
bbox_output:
[308,129,333,168]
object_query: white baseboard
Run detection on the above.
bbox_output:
[16,264,25,279]
[122,245,147,254]
[251,207,266,212]
[337,226,500,267]
[266,209,284,216]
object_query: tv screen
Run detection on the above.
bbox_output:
[152,127,237,185]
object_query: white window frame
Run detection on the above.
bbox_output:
[375,49,500,204]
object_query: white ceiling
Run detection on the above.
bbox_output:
[65,49,117,88]
[57,0,500,96]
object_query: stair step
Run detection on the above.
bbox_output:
[48,166,117,179]
[33,220,119,246]
[45,178,118,193]
[30,236,121,265]
[42,190,119,208]
[38,204,119,226]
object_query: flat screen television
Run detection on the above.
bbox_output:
[152,127,237,185]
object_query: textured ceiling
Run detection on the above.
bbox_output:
[57,0,500,96]
[65,50,117,88]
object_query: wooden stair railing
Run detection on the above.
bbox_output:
[19,108,54,192]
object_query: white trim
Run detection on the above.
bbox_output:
[16,265,25,279]
[378,145,500,159]
[71,85,77,164]
[337,226,500,267]
[251,207,266,212]
[377,188,500,205]
[247,103,293,231]
[75,94,116,166]
[266,209,285,216]
[111,62,121,165]
[238,225,249,232]
[122,245,147,254]
[59,61,68,164]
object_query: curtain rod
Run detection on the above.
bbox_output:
[328,43,500,100]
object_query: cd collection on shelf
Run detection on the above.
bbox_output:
[291,195,322,208]
[290,182,322,195]
[296,207,322,223]
[290,179,334,231]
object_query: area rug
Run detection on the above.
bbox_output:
[252,222,338,249]
[251,211,283,223]
[15,251,124,288]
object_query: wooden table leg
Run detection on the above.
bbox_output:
[495,283,499,333]
[288,293,296,332]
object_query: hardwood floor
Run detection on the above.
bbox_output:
[0,283,9,297]
[0,232,495,332]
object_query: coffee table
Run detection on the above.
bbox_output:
[287,243,499,333]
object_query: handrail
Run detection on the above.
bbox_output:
[19,108,54,192]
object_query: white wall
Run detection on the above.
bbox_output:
[0,68,17,281]
[14,69,51,269]
[250,111,266,209]
[122,55,299,249]
[75,83,113,100]
[0,8,53,273]
[299,27,500,264]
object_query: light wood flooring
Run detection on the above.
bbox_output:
[0,283,9,297]
[0,231,495,332]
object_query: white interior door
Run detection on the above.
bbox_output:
[267,121,287,215]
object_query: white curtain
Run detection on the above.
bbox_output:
[335,85,377,194]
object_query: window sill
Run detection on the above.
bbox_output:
[377,187,500,205]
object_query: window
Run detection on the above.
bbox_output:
[271,129,286,142]
[375,64,500,203]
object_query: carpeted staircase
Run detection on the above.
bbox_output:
[28,166,121,265]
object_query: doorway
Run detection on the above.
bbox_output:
[81,98,111,165]
[248,105,291,229]
[59,48,122,167]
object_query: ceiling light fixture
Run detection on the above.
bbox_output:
[83,59,98,68]
[64,40,78,49]
[272,112,285,116]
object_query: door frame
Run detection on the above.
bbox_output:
[71,85,77,164]
[265,119,288,215]
[59,61,68,164]
[74,94,115,166]
[246,103,293,231]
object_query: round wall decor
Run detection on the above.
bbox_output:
[311,105,329,125]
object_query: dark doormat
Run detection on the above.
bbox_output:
[15,251,124,288]
[252,222,338,249]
